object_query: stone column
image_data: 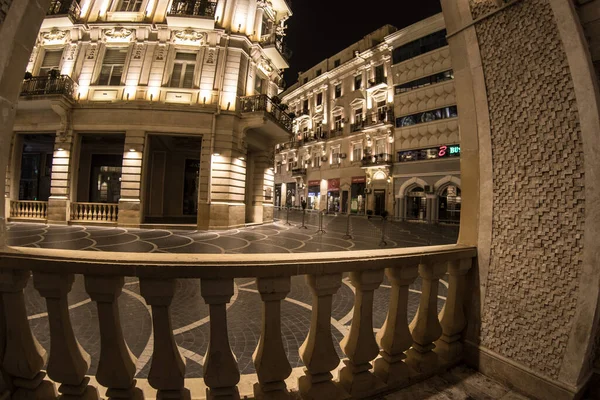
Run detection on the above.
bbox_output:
[397,196,404,221]
[406,262,447,373]
[254,6,265,41]
[435,259,472,363]
[200,279,240,400]
[426,195,435,223]
[118,130,145,227]
[33,273,98,400]
[139,279,188,399]
[5,134,22,216]
[47,130,75,224]
[339,270,384,396]
[0,269,57,399]
[374,265,419,384]
[249,151,272,224]
[298,273,348,400]
[253,277,292,400]
[85,276,143,399]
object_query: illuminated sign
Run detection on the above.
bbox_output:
[398,144,460,163]
[438,145,460,158]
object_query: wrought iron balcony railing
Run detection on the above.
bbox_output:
[168,0,218,18]
[20,75,76,99]
[239,94,294,132]
[368,75,388,88]
[364,110,394,127]
[291,168,307,177]
[362,153,393,167]
[47,0,81,20]
[260,33,293,61]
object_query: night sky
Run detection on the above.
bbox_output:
[282,0,443,85]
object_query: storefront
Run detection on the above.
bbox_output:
[285,182,296,207]
[327,178,340,214]
[275,184,282,207]
[350,176,366,214]
[406,187,427,221]
[438,185,461,223]
[307,180,321,210]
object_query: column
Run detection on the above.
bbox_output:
[434,259,472,363]
[374,265,419,385]
[249,151,272,224]
[253,6,265,41]
[139,279,188,399]
[426,194,435,223]
[298,273,348,400]
[33,273,98,400]
[118,130,145,227]
[200,279,240,400]
[253,277,292,400]
[405,262,447,373]
[85,276,143,399]
[0,269,57,399]
[397,196,404,221]
[4,134,22,218]
[47,130,74,224]
[339,270,384,396]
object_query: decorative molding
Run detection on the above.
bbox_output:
[41,28,68,45]
[173,29,206,45]
[103,27,134,42]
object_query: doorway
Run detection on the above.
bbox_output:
[17,134,54,201]
[374,190,385,216]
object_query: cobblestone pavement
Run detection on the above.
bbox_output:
[8,213,459,379]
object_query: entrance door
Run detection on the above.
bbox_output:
[183,159,200,215]
[342,190,349,214]
[374,190,385,216]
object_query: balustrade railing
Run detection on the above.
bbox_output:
[0,244,475,399]
[47,0,81,20]
[167,0,218,18]
[9,200,48,220]
[70,202,119,223]
[20,75,76,99]
[259,33,293,60]
[239,94,294,132]
[362,153,394,167]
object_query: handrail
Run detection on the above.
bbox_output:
[239,94,294,131]
[20,75,76,99]
[167,0,218,18]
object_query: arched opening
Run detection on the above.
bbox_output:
[405,186,426,221]
[438,184,461,223]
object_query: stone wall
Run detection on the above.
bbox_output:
[576,0,600,82]
[471,0,586,380]
[0,0,12,28]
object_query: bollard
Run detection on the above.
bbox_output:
[379,216,387,246]
[316,211,326,234]
[285,206,292,226]
[299,209,308,229]
[343,214,352,239]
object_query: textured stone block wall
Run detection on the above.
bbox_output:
[471,0,586,379]
[0,0,12,28]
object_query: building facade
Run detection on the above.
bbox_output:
[5,0,293,229]
[276,14,461,223]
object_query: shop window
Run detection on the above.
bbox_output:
[395,70,454,94]
[438,185,461,223]
[396,105,458,128]
[98,48,127,86]
[406,187,427,220]
[169,52,196,88]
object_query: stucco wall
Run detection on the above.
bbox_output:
[471,0,586,380]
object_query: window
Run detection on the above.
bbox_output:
[352,143,363,162]
[255,77,264,94]
[315,124,323,138]
[316,92,323,106]
[169,52,196,88]
[303,99,309,113]
[396,105,458,127]
[334,83,342,98]
[374,64,385,85]
[376,101,387,121]
[312,153,321,168]
[287,159,293,172]
[276,163,282,174]
[375,139,386,155]
[334,115,343,131]
[392,29,448,64]
[261,14,274,36]
[118,0,143,12]
[303,77,308,84]
[98,48,127,86]
[355,108,363,122]
[354,74,362,90]
[334,59,341,68]
[316,69,322,76]
[39,50,63,76]
[331,147,340,164]
[395,70,454,94]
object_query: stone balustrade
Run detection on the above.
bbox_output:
[71,202,119,223]
[0,244,475,399]
[9,200,48,220]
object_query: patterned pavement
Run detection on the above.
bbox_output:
[8,212,459,378]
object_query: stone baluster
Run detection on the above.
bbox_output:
[298,273,347,400]
[374,265,419,385]
[85,276,143,399]
[0,269,57,399]
[406,262,447,373]
[33,273,98,400]
[200,279,240,400]
[339,269,384,396]
[435,258,472,363]
[139,278,188,399]
[253,277,292,400]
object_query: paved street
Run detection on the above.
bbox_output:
[8,214,459,378]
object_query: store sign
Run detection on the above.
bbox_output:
[352,176,366,184]
[308,180,320,186]
[438,145,460,158]
[328,178,340,191]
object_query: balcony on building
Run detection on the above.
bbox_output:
[19,74,76,109]
[367,75,389,92]
[329,126,344,139]
[364,109,394,129]
[166,0,218,30]
[362,153,393,167]
[42,0,80,28]
[291,168,307,178]
[239,94,294,144]
[260,33,291,70]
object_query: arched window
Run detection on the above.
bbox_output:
[438,185,461,223]
[406,187,426,221]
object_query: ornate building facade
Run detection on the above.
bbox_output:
[5,0,293,229]
[276,14,461,223]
